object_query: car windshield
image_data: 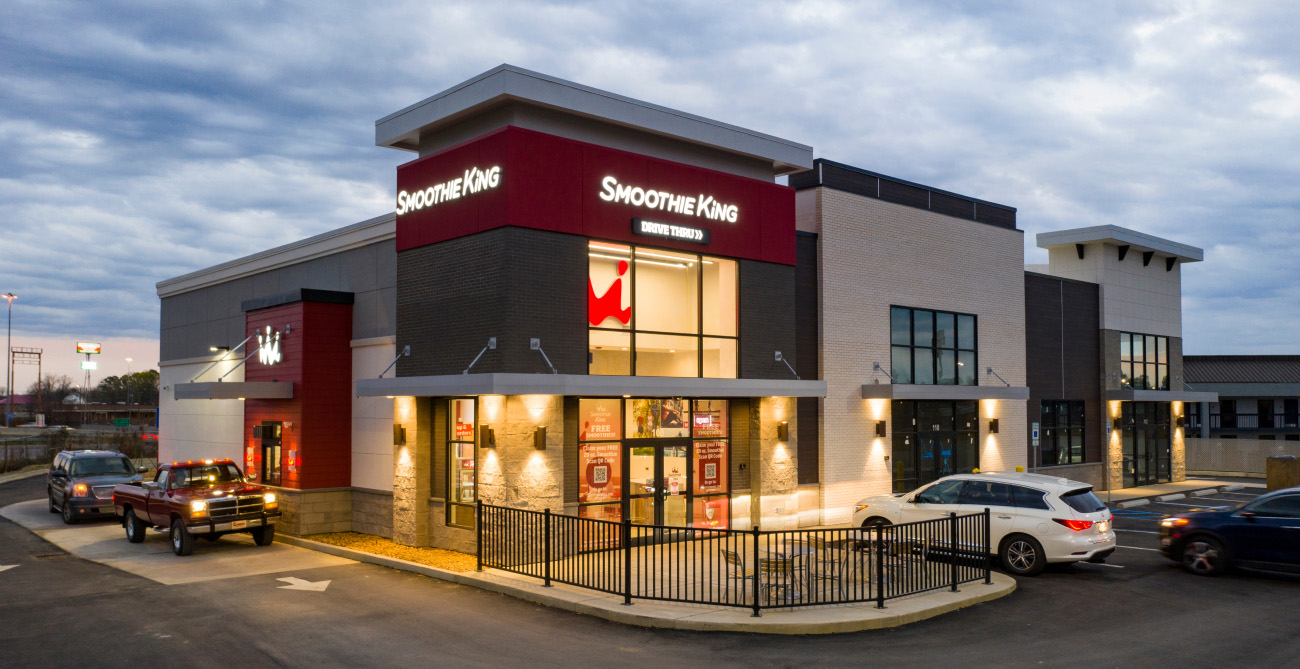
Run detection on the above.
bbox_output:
[1060,488,1107,513]
[171,464,244,488]
[68,457,134,477]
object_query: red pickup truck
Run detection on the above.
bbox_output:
[113,459,280,556]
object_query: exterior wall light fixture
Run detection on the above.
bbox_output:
[988,418,999,434]
[480,425,496,449]
[777,421,789,441]
[1175,416,1185,428]
[533,425,547,450]
[393,424,407,446]
[875,420,887,437]
[1112,417,1122,431]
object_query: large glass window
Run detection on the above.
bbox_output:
[447,398,476,529]
[891,400,980,492]
[890,306,977,386]
[1119,332,1170,390]
[1039,400,1086,465]
[588,241,738,378]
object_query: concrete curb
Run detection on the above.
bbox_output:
[1156,493,1186,501]
[0,469,46,486]
[1191,489,1218,496]
[1117,499,1150,508]
[275,535,1017,634]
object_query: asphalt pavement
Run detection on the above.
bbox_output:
[3,475,1300,668]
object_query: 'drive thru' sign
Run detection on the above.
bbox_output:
[632,218,710,244]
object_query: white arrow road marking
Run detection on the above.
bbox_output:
[0,565,17,573]
[276,576,330,591]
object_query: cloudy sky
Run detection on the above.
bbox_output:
[1,0,1297,386]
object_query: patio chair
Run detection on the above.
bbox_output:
[758,556,799,606]
[721,549,754,603]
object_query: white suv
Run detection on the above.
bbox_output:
[850,472,1116,576]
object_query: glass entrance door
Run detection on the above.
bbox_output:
[1122,402,1171,487]
[625,440,690,527]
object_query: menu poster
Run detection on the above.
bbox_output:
[579,398,622,442]
[692,399,728,438]
[693,440,728,495]
[692,496,730,530]
[579,441,622,504]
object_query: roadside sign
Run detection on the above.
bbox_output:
[77,342,102,354]
[80,360,98,370]
[113,418,130,428]
[1031,422,1039,447]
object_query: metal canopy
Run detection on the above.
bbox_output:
[356,373,826,398]
[174,382,294,401]
[860,384,1030,401]
[1104,389,1218,403]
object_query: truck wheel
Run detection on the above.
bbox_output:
[61,497,77,525]
[124,509,146,543]
[252,525,276,547]
[48,490,58,514]
[170,519,194,556]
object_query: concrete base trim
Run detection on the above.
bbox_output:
[276,535,1016,634]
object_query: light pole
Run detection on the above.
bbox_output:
[3,293,15,428]
[125,357,133,405]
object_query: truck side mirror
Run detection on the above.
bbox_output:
[51,469,67,478]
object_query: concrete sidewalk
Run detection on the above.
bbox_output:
[277,534,1017,634]
[1101,478,1265,508]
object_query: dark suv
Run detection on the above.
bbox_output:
[1159,486,1300,576]
[47,450,146,524]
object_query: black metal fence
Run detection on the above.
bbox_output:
[478,501,991,614]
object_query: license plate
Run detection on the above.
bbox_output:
[231,520,248,529]
[1097,521,1109,533]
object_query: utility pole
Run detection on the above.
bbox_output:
[2,293,15,428]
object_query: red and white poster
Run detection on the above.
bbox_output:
[451,398,475,440]
[692,440,728,495]
[693,496,730,530]
[692,399,728,438]
[579,398,622,441]
[579,441,622,505]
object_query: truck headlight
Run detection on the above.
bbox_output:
[191,500,207,516]
[264,493,277,506]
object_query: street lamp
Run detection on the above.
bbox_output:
[125,357,133,406]
[3,293,15,428]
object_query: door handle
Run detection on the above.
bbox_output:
[998,515,1013,520]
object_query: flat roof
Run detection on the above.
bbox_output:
[1037,225,1203,262]
[375,64,813,175]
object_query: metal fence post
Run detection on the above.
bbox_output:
[751,525,762,617]
[875,524,885,609]
[476,499,483,572]
[622,516,632,606]
[984,508,992,585]
[949,512,959,592]
[543,508,552,587]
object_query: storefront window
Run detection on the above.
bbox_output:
[1120,332,1170,390]
[447,398,476,529]
[1040,400,1086,465]
[588,241,737,378]
[891,400,979,492]
[890,306,978,386]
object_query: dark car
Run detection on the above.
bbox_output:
[47,450,147,524]
[1159,486,1300,576]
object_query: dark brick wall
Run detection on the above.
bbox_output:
[729,398,751,492]
[794,232,820,484]
[396,227,587,376]
[1025,272,1103,465]
[739,259,797,380]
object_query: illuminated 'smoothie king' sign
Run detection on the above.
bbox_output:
[396,165,501,215]
[599,176,739,223]
[257,326,282,366]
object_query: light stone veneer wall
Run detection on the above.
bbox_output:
[804,188,1029,524]
[158,358,244,464]
[1046,244,1183,339]
[756,396,800,530]
[476,395,565,511]
[393,396,430,546]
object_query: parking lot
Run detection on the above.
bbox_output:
[3,474,1299,667]
[1107,483,1266,561]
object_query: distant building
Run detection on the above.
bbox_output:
[1183,356,1300,441]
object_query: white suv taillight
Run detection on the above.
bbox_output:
[1052,518,1094,531]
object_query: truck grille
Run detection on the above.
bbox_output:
[206,495,265,519]
[92,486,115,500]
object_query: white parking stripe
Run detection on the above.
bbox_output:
[1116,545,1161,552]
[1114,529,1159,534]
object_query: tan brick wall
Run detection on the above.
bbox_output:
[392,396,430,546]
[810,188,1029,523]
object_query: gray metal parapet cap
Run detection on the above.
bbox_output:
[174,382,293,400]
[1037,225,1204,262]
[375,64,813,174]
[357,373,826,398]
[1104,389,1218,403]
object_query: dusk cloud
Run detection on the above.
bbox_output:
[1,0,1296,383]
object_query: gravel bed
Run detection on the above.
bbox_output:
[307,531,477,572]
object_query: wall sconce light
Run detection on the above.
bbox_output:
[393,424,407,446]
[1175,416,1185,428]
[777,421,789,441]
[1112,417,1122,431]
[210,346,230,354]
[875,420,887,437]
[988,418,999,434]
[534,425,547,450]
[479,424,496,449]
